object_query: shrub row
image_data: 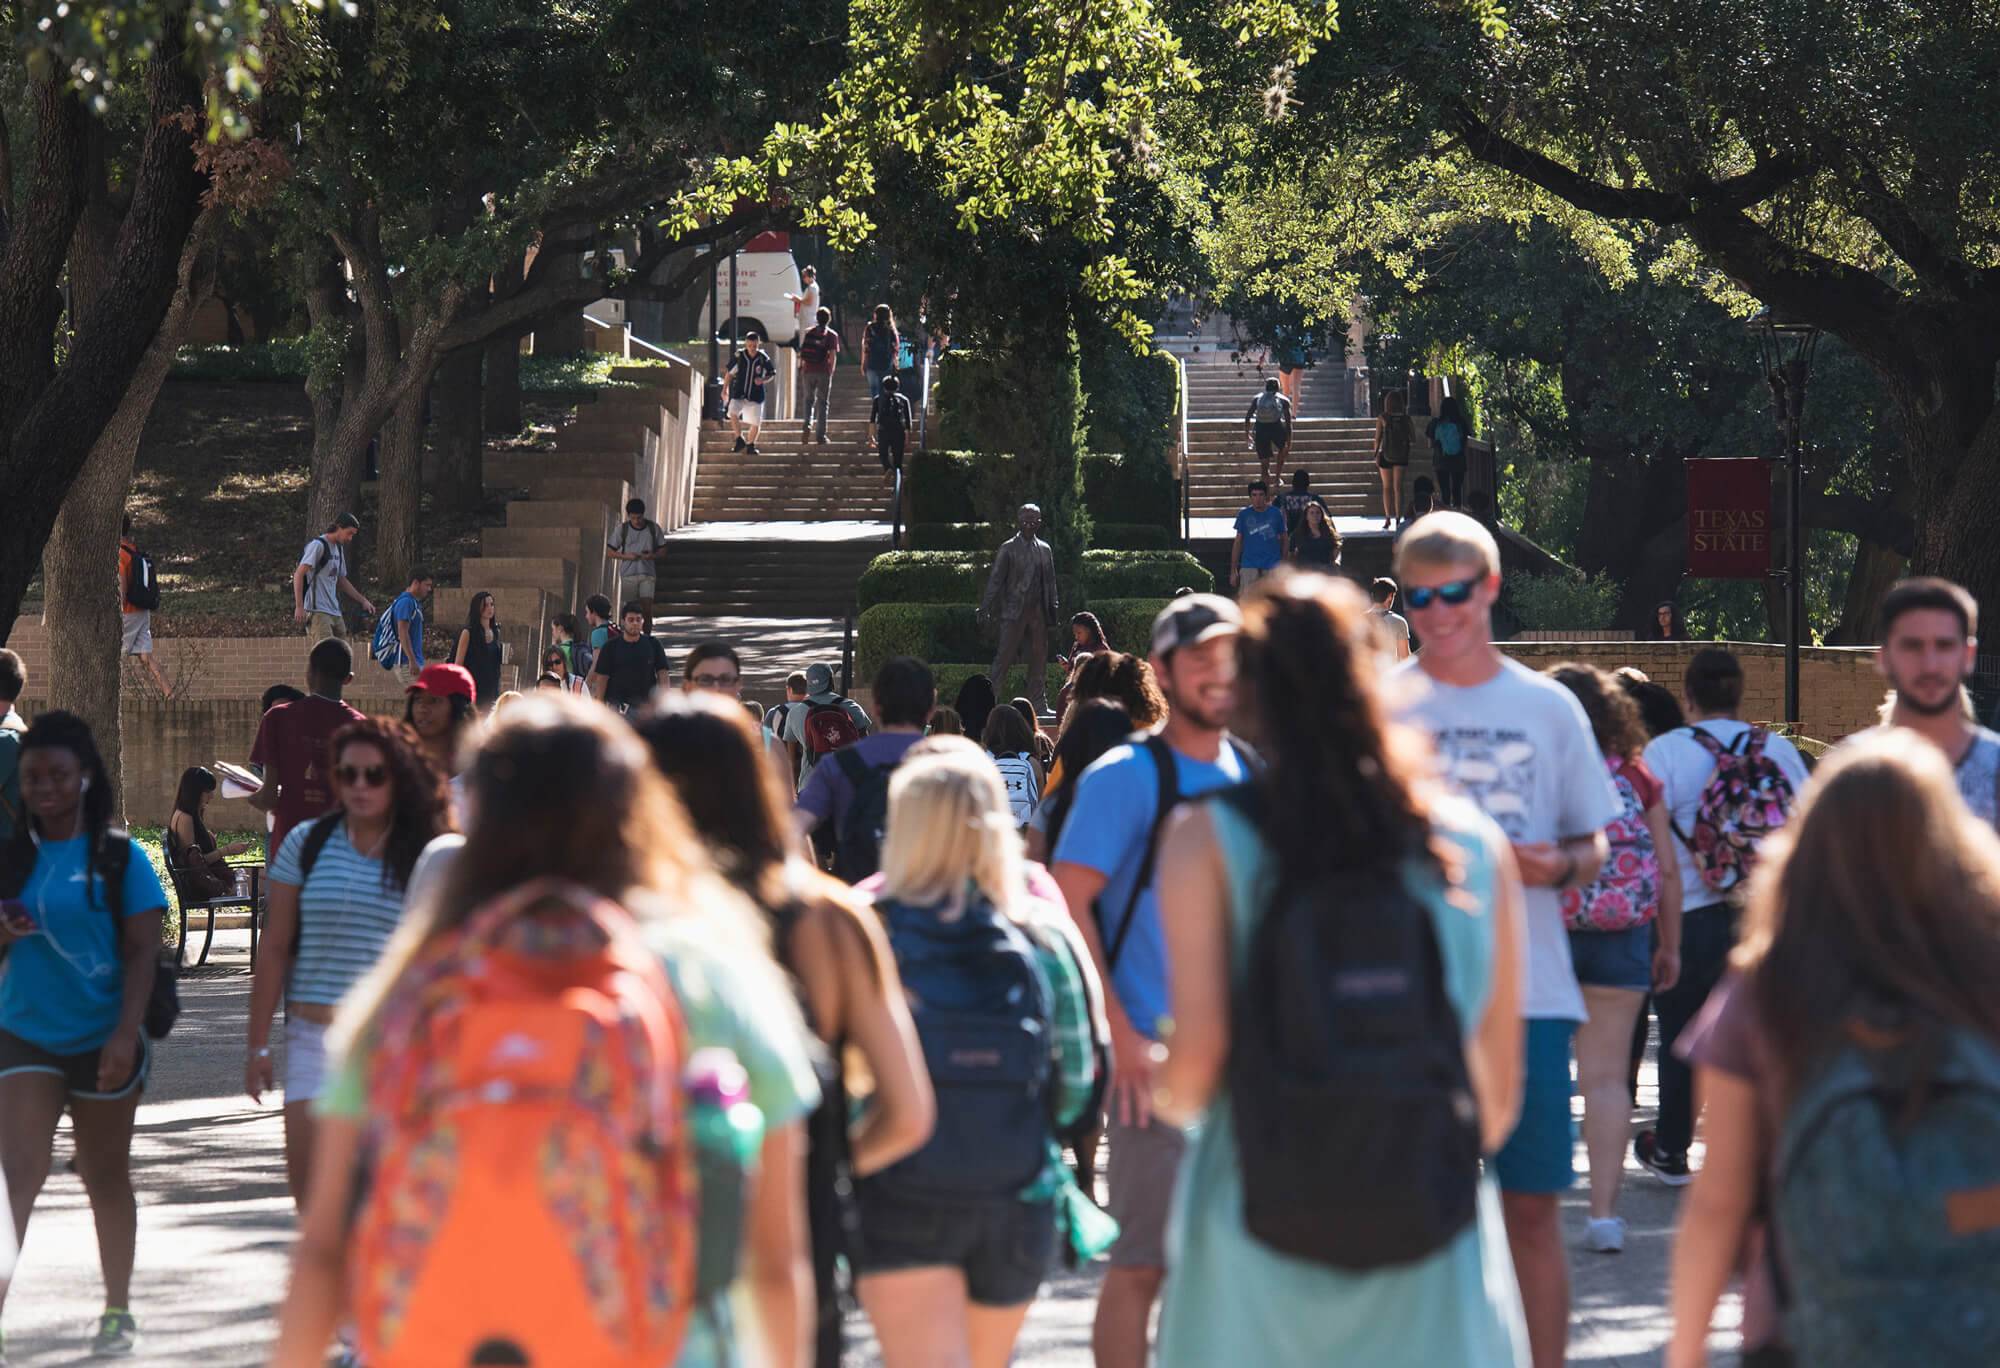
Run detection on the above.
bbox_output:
[857,552,1209,611]
[907,449,1179,531]
[907,521,1178,552]
[857,598,1173,680]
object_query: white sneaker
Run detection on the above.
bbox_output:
[1584,1216,1626,1253]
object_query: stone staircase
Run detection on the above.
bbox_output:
[1178,357,1385,519]
[691,379,896,522]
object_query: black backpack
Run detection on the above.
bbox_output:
[125,545,162,610]
[831,748,897,883]
[1216,784,1480,1270]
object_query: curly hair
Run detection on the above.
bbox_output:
[327,717,454,890]
[1545,662,1649,763]
[1065,650,1167,731]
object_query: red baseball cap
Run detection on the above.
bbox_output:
[407,662,476,703]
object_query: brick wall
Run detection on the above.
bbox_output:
[1497,640,1885,744]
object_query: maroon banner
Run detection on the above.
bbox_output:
[1686,459,1774,579]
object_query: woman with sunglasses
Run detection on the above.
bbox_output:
[541,645,584,694]
[246,717,451,1212]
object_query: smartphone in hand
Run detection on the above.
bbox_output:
[0,899,34,935]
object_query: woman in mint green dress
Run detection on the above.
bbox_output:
[1153,572,1531,1367]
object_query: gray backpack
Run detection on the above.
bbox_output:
[1772,1020,2000,1366]
[1253,390,1286,424]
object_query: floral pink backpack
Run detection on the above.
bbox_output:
[1561,756,1662,933]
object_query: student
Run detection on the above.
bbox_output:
[1230,481,1287,595]
[633,693,935,1368]
[1374,390,1412,529]
[0,649,27,845]
[795,657,935,884]
[1275,468,1327,537]
[1667,735,2000,1368]
[550,612,589,682]
[291,512,374,640]
[1390,512,1618,1368]
[541,646,583,694]
[248,640,367,853]
[783,662,875,787]
[726,331,778,454]
[1427,394,1471,509]
[450,591,504,714]
[248,718,450,1209]
[1545,663,1681,1254]
[1856,576,2000,827]
[608,499,668,634]
[1027,699,1135,865]
[1289,498,1341,568]
[767,671,812,784]
[797,305,841,444]
[378,570,432,685]
[1242,378,1293,489]
[583,593,615,654]
[981,702,1044,830]
[926,706,965,737]
[1153,571,1529,1366]
[1051,595,1254,1368]
[0,712,169,1360]
[1367,577,1413,663]
[586,601,673,713]
[852,748,1103,1368]
[270,696,819,1368]
[1637,647,1807,1186]
[951,674,998,747]
[870,374,914,475]
[166,767,254,902]
[1065,612,1109,664]
[117,516,172,699]
[862,304,900,401]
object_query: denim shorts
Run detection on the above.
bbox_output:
[1490,1018,1577,1194]
[850,1179,1055,1307]
[1568,924,1653,991]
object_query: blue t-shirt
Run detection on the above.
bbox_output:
[1234,505,1288,571]
[0,833,170,1052]
[1052,739,1249,1038]
[387,591,425,669]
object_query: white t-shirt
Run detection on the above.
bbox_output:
[1392,656,1621,1021]
[1644,720,1811,913]
[792,280,820,338]
[298,537,346,616]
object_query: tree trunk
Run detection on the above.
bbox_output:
[536,242,588,355]
[484,335,523,433]
[1572,447,1691,633]
[376,375,432,589]
[431,345,484,510]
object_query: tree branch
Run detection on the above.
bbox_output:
[1847,160,1979,300]
[1801,484,1915,556]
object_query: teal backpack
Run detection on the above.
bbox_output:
[1772,1019,2000,1365]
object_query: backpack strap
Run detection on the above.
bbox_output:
[1099,735,1179,974]
[297,811,344,885]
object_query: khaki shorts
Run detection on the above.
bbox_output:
[620,577,657,608]
[121,610,154,655]
[1237,565,1272,594]
[1105,1112,1188,1268]
[306,612,346,641]
[727,397,765,423]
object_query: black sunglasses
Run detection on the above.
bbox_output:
[1404,576,1484,611]
[335,764,389,788]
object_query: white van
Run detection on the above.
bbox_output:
[695,231,804,344]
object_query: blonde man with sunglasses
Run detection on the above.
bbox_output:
[1385,512,1620,1368]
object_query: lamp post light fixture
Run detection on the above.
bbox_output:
[1746,307,1821,726]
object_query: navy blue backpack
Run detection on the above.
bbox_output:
[873,893,1056,1199]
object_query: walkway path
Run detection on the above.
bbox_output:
[3,945,1741,1365]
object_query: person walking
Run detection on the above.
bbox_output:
[1374,390,1412,529]
[1288,498,1341,568]
[1025,698,1134,864]
[1389,512,1619,1368]
[375,569,431,686]
[451,591,505,714]
[541,646,584,694]
[117,517,172,699]
[586,601,673,713]
[634,692,936,1368]
[1275,468,1327,538]
[1857,576,2000,827]
[981,702,1044,830]
[979,504,1060,715]
[0,649,25,846]
[1230,481,1287,595]
[608,499,668,634]
[797,306,841,444]
[292,512,374,640]
[785,264,822,346]
[952,675,998,749]
[1050,594,1254,1368]
[270,695,820,1368]
[1427,394,1471,509]
[0,712,170,1360]
[863,304,900,401]
[870,374,914,476]
[1367,577,1412,663]
[795,657,935,884]
[1667,734,2000,1368]
[1242,378,1293,490]
[1151,571,1529,1366]
[726,331,778,454]
[550,612,589,681]
[248,718,450,1211]
[247,639,368,854]
[1545,663,1681,1255]
[852,746,1104,1368]
[1636,647,1807,1187]
[584,593,615,654]
[783,662,874,789]
[402,662,479,788]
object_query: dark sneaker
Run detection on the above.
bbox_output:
[732,435,746,451]
[92,1309,138,1357]
[1634,1129,1692,1186]
[816,433,828,444]
[745,443,759,455]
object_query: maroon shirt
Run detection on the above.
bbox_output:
[798,324,842,374]
[250,694,366,852]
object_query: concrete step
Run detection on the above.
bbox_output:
[484,450,632,490]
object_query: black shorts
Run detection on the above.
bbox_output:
[850,1179,1055,1307]
[0,1027,150,1100]
[1253,422,1288,460]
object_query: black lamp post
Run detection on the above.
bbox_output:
[1747,308,1821,726]
[705,250,724,421]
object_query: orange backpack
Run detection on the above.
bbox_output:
[349,883,696,1368]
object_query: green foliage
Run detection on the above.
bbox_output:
[1078,325,1180,468]
[857,553,982,612]
[908,522,1007,552]
[1077,598,1175,659]
[1081,551,1212,597]
[1502,572,1623,632]
[856,603,982,679]
[931,344,1091,564]
[168,343,655,395]
[1091,523,1179,551]
[912,447,1178,537]
[907,450,991,525]
[1081,453,1178,531]
[933,663,1066,708]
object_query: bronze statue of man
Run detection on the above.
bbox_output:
[978,502,1060,713]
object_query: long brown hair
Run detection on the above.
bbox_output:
[1237,571,1438,886]
[1545,662,1648,764]
[1738,732,2000,1102]
[328,717,454,889]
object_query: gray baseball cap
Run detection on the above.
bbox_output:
[804,663,836,695]
[1151,593,1243,657]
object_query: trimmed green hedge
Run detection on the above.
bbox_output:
[168,343,656,394]
[1093,522,1178,550]
[912,449,1179,534]
[1081,550,1212,597]
[1079,325,1179,467]
[858,551,1208,610]
[907,522,1004,551]
[1082,453,1177,530]
[907,449,991,524]
[858,597,1172,680]
[934,663,1067,708]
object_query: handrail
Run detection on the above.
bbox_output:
[1171,351,1192,545]
[892,464,904,551]
[918,341,934,451]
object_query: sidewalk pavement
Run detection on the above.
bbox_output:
[3,949,1741,1366]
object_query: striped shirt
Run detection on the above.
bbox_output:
[269,818,409,1007]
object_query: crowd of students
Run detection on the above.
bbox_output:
[5,515,2000,1366]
